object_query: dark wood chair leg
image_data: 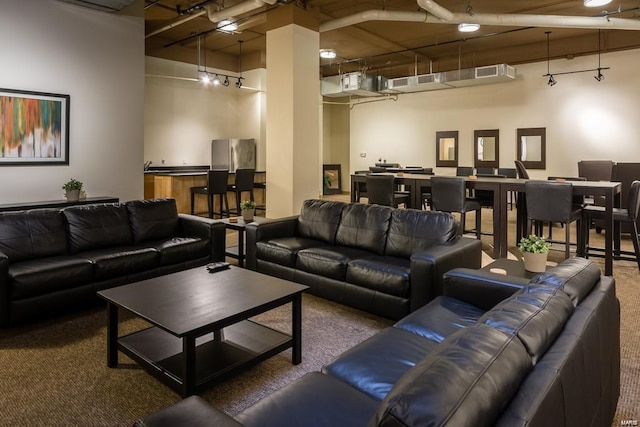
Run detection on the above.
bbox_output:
[207,194,213,219]
[565,222,571,259]
[631,222,640,271]
[475,209,482,240]
[190,192,195,215]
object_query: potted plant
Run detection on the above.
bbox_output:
[518,234,551,273]
[240,199,256,221]
[62,178,83,201]
[323,174,332,195]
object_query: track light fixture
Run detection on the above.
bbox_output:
[548,75,557,86]
[195,35,244,89]
[235,78,243,88]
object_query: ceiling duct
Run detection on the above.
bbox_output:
[441,64,516,87]
[57,0,136,12]
[321,72,386,98]
[381,73,449,93]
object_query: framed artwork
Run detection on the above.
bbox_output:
[0,88,70,165]
[322,164,342,195]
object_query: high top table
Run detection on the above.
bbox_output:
[351,173,621,275]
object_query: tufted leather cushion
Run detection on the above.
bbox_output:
[0,209,67,262]
[296,246,372,281]
[78,246,159,281]
[9,256,94,300]
[371,324,532,427]
[395,296,485,343]
[527,257,601,307]
[148,237,210,265]
[385,209,458,258]
[346,256,410,298]
[256,237,326,268]
[335,204,393,255]
[126,198,179,244]
[296,199,345,244]
[63,204,132,254]
[479,290,574,364]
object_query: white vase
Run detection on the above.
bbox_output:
[523,252,548,273]
[241,208,255,221]
[65,189,80,201]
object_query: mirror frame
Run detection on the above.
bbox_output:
[474,129,499,169]
[516,127,546,170]
[435,131,459,168]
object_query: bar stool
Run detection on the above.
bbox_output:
[228,168,256,215]
[430,176,482,239]
[190,169,230,218]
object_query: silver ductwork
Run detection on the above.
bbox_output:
[206,0,278,25]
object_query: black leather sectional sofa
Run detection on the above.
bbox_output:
[136,257,620,427]
[0,198,225,326]
[246,199,482,320]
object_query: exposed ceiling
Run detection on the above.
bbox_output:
[143,0,640,78]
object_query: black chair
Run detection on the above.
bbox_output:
[475,167,495,176]
[228,168,256,215]
[525,181,583,259]
[582,180,640,270]
[430,176,481,239]
[369,166,387,173]
[456,166,474,177]
[366,174,409,208]
[190,169,230,219]
[498,167,518,209]
[514,160,530,179]
[354,170,370,202]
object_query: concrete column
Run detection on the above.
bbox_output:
[266,6,320,218]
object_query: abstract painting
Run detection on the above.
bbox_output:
[0,88,70,165]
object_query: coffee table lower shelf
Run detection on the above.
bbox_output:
[118,320,291,395]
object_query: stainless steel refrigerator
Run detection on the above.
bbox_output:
[210,138,256,171]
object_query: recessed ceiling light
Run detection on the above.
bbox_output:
[458,23,480,32]
[218,19,238,32]
[583,0,612,6]
[320,49,337,59]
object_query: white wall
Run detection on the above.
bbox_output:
[0,0,144,203]
[349,48,640,179]
[145,57,266,170]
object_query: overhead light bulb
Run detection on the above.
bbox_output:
[458,23,480,32]
[202,73,210,84]
[320,49,337,59]
[218,19,238,32]
[213,74,220,85]
[223,76,230,87]
[584,0,612,6]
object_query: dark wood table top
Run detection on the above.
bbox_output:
[0,196,119,212]
[98,267,308,337]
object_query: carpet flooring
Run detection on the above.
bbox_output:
[0,203,638,426]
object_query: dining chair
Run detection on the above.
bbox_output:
[369,166,387,173]
[228,168,256,215]
[498,167,518,210]
[190,169,230,219]
[456,166,474,177]
[581,180,640,270]
[514,160,530,179]
[475,167,495,176]
[430,176,482,239]
[525,180,583,259]
[353,170,371,202]
[365,174,409,208]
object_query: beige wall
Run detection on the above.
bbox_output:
[323,102,351,192]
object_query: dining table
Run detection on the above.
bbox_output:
[350,173,621,276]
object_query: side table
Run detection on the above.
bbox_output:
[481,258,552,280]
[223,216,269,267]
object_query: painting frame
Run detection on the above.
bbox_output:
[0,88,70,166]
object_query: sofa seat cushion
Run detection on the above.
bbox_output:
[237,372,379,427]
[0,209,67,262]
[395,296,485,342]
[78,246,159,281]
[8,256,94,300]
[296,246,374,281]
[479,290,574,365]
[371,324,532,427]
[323,327,439,401]
[256,237,326,268]
[346,256,410,298]
[149,237,210,265]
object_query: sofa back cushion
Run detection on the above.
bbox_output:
[336,204,393,255]
[479,290,574,365]
[527,257,601,306]
[63,204,132,254]
[385,209,458,258]
[297,199,345,244]
[370,324,531,427]
[0,209,67,262]
[126,198,179,244]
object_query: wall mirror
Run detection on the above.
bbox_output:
[474,129,499,169]
[436,131,458,167]
[517,127,546,170]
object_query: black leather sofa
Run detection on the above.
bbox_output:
[135,257,620,427]
[0,198,225,326]
[245,199,482,320]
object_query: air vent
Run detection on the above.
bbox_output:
[321,72,385,97]
[417,74,436,84]
[476,65,499,78]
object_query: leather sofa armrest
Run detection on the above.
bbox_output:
[245,216,299,270]
[178,214,226,262]
[443,268,530,310]
[134,396,243,427]
[0,251,8,326]
[409,237,482,312]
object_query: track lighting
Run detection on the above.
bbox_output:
[235,78,243,88]
[547,75,557,86]
[223,76,230,86]
[594,71,605,81]
[212,74,220,85]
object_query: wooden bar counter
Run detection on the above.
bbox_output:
[144,168,266,215]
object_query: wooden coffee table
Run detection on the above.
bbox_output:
[97,266,308,397]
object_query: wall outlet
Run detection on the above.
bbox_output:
[360,152,367,158]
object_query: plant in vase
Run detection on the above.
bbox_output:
[323,174,332,195]
[240,199,256,221]
[518,234,551,273]
[62,178,83,201]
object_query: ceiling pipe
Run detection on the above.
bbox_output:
[145,10,206,39]
[206,0,277,24]
[320,0,640,33]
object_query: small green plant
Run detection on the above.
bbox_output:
[62,178,83,191]
[518,234,551,254]
[323,174,332,188]
[240,199,256,210]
